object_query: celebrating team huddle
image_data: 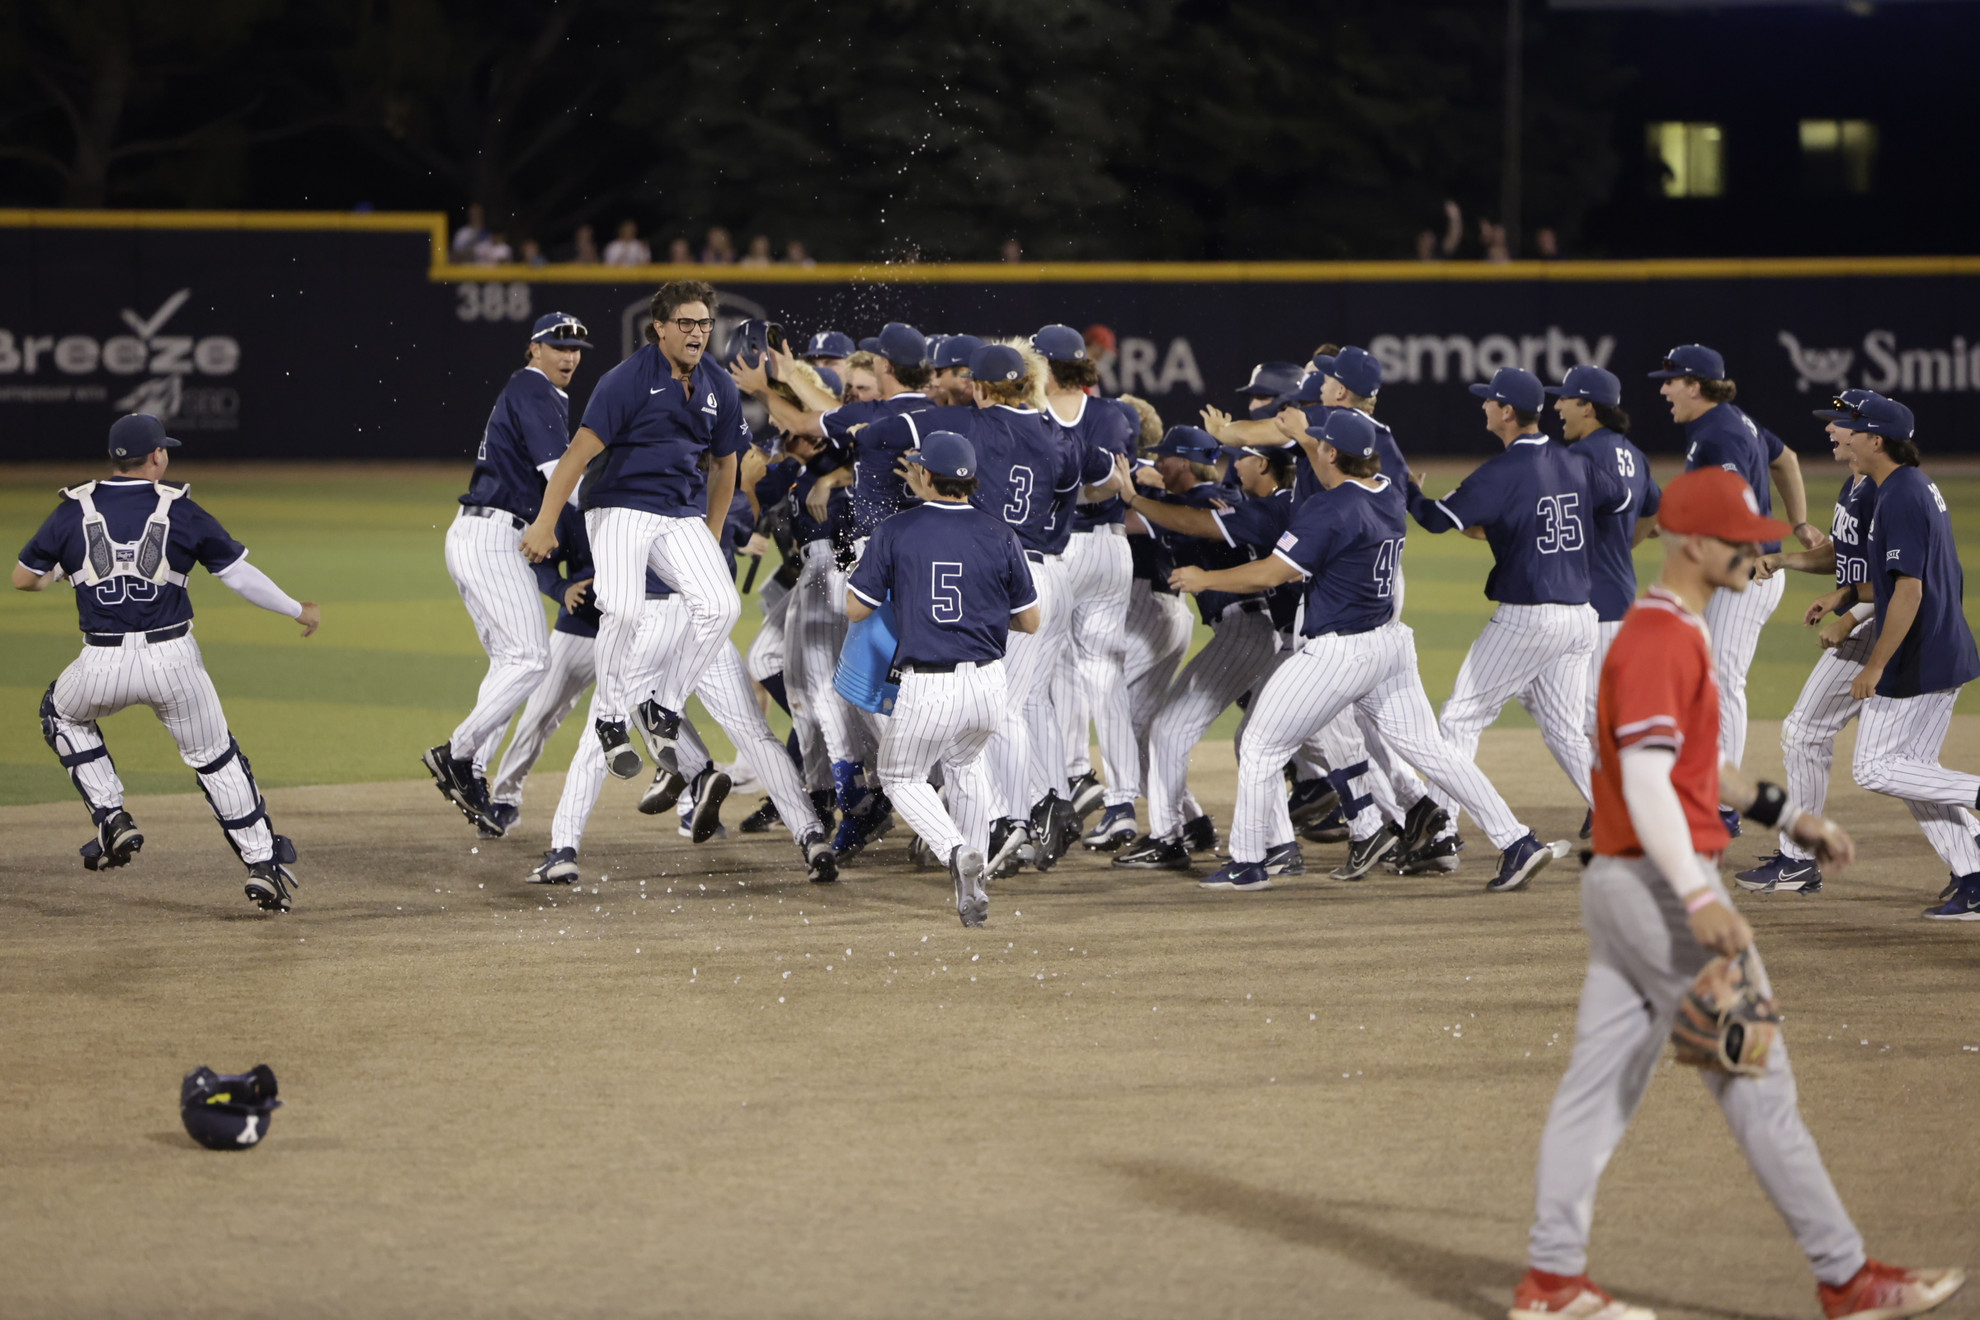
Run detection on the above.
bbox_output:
[15,278,1975,1320]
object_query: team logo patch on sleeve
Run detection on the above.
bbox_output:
[1275,531,1298,553]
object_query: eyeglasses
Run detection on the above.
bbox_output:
[668,317,715,334]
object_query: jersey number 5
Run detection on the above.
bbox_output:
[931,562,964,623]
[1534,493,1584,554]
[1003,465,1034,525]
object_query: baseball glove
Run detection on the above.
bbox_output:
[1671,947,1779,1077]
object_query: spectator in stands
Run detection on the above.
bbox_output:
[1415,230,1439,261]
[667,237,693,263]
[520,238,547,267]
[1439,198,1464,257]
[701,227,738,263]
[1479,217,1510,262]
[452,203,489,261]
[782,240,815,267]
[1000,237,1023,262]
[603,219,650,266]
[1535,227,1561,259]
[473,230,513,265]
[572,224,600,263]
[739,234,774,267]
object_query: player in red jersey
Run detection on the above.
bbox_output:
[1510,467,1964,1320]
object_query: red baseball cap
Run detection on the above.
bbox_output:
[1658,467,1791,543]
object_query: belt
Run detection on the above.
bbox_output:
[460,504,526,530]
[1024,549,1061,564]
[899,659,988,675]
[86,621,191,647]
[1071,521,1124,535]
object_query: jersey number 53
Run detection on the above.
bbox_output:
[1534,494,1584,555]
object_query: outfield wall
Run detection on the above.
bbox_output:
[3,211,1978,463]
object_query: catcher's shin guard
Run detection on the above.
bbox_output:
[42,682,130,863]
[192,735,280,867]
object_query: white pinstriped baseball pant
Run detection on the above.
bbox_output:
[444,511,550,770]
[746,575,792,684]
[1230,621,1529,863]
[988,552,1067,822]
[1022,555,1076,808]
[783,541,869,777]
[1057,526,1137,806]
[585,505,741,722]
[878,661,1008,863]
[489,629,595,808]
[1123,579,1192,810]
[1852,686,1980,878]
[1309,708,1409,842]
[1584,618,1625,738]
[1434,602,1598,834]
[1704,571,1786,769]
[1529,853,1864,1285]
[1147,605,1279,840]
[1774,624,1872,861]
[46,632,273,864]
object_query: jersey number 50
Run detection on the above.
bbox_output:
[1534,494,1584,554]
[931,562,964,623]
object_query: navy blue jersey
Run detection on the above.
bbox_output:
[788,451,847,546]
[822,392,935,449]
[461,367,571,520]
[1169,483,1265,625]
[1864,466,1980,698]
[849,405,950,539]
[1069,398,1137,529]
[1214,487,1302,631]
[848,501,1038,666]
[1683,403,1786,555]
[1568,427,1662,622]
[18,478,245,633]
[1128,521,1177,591]
[1273,477,1407,637]
[1409,436,1625,607]
[1828,473,1877,611]
[534,505,601,639]
[956,405,1074,554]
[1289,408,1409,513]
[577,344,751,518]
[1040,424,1116,555]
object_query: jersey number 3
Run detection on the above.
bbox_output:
[931,562,964,623]
[1002,465,1034,525]
[1534,494,1584,554]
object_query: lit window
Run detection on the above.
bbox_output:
[1647,122,1724,198]
[1800,119,1877,194]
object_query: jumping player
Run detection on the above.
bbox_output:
[845,430,1040,927]
[425,311,589,833]
[522,282,747,784]
[15,414,321,913]
[1513,464,1962,1320]
[1651,344,1818,831]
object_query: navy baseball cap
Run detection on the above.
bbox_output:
[1545,364,1622,406]
[1032,324,1087,362]
[968,343,1028,383]
[108,412,181,458]
[803,330,855,359]
[1151,426,1221,462]
[1292,373,1330,405]
[1237,361,1305,398]
[857,336,882,353]
[813,366,844,396]
[906,430,977,479]
[1815,389,1914,439]
[1648,344,1728,381]
[1227,442,1297,471]
[530,312,592,348]
[932,334,985,370]
[1310,352,1336,376]
[875,321,927,367]
[1327,345,1383,398]
[1313,408,1378,458]
[1469,367,1546,414]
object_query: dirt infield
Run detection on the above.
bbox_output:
[3,725,1977,1320]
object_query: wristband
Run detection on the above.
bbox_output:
[1684,890,1721,914]
[1743,781,1789,830]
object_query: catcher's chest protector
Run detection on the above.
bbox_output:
[63,480,191,589]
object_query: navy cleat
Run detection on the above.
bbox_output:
[1198,859,1273,892]
[638,747,689,815]
[1181,813,1219,855]
[949,845,989,927]
[1032,792,1079,871]
[244,859,296,913]
[1719,805,1742,839]
[528,847,579,885]
[1288,777,1340,827]
[1391,833,1464,875]
[988,817,1030,879]
[804,836,838,885]
[1333,825,1401,881]
[1262,840,1306,876]
[738,797,779,834]
[1112,833,1191,871]
[636,698,681,744]
[1396,796,1448,858]
[1082,803,1138,851]
[1300,804,1350,845]
[1924,873,1980,921]
[596,718,641,780]
[1735,851,1822,894]
[1579,809,1593,841]
[480,801,520,839]
[1068,772,1106,824]
[1486,832,1556,893]
[685,766,731,844]
[81,809,144,871]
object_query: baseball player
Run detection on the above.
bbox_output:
[522,282,746,786]
[1172,409,1559,894]
[1652,344,1818,833]
[1514,464,1962,1320]
[799,329,854,377]
[1736,393,1883,894]
[1404,367,1624,871]
[15,413,321,912]
[927,334,984,406]
[1035,324,1140,832]
[423,311,589,834]
[1550,363,1661,765]
[1823,395,1980,920]
[845,430,1040,926]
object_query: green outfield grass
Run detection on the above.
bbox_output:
[5,459,1978,807]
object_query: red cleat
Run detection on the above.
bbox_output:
[1510,1268,1655,1319]
[1819,1259,1966,1319]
